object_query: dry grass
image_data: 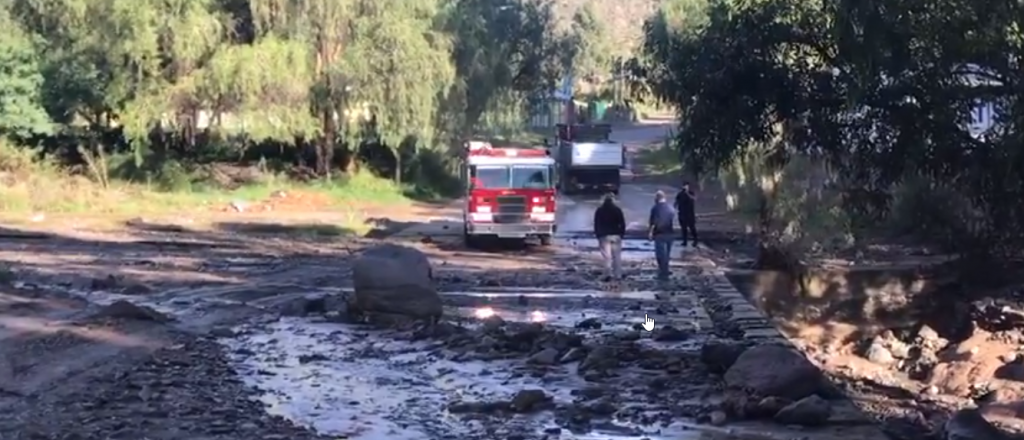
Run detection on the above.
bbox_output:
[0,141,415,235]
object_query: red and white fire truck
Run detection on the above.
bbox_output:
[461,141,557,247]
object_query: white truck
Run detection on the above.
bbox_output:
[548,124,625,194]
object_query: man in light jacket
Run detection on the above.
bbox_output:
[593,193,626,281]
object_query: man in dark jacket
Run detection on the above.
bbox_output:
[593,193,626,280]
[675,182,698,247]
[648,190,676,280]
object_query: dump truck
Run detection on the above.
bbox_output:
[548,124,625,195]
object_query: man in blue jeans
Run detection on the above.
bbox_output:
[647,190,676,280]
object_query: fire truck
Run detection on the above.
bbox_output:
[461,141,557,247]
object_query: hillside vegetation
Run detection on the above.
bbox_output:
[0,0,643,230]
[638,0,1024,281]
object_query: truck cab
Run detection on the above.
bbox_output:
[462,141,557,247]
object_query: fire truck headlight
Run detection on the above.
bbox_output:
[532,197,543,203]
[531,206,546,213]
[477,205,492,213]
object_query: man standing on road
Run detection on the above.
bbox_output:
[648,190,676,280]
[593,193,626,281]
[675,182,698,247]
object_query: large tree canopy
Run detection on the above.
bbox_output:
[1,0,575,178]
[638,0,1024,270]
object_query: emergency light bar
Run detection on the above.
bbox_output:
[464,143,549,158]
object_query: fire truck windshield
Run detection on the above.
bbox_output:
[471,165,552,189]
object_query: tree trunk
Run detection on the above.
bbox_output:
[317,109,336,177]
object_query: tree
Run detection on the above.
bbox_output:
[444,0,570,135]
[639,0,1024,276]
[0,7,52,138]
[567,3,614,83]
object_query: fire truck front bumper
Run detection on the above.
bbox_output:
[466,222,556,238]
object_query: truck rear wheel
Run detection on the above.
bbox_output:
[539,234,553,246]
[463,227,478,249]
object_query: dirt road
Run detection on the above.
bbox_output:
[0,121,889,440]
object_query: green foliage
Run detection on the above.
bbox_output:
[638,0,1024,267]
[0,9,52,137]
[0,0,583,200]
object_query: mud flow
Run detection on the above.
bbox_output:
[11,237,880,440]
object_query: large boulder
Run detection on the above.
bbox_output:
[352,244,441,320]
[724,344,823,400]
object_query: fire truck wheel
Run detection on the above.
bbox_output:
[463,232,479,249]
[539,235,553,246]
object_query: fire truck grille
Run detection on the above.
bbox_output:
[494,195,528,223]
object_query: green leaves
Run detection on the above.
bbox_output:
[640,0,1024,260]
[0,9,52,137]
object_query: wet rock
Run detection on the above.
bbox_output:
[575,317,602,330]
[481,315,506,332]
[753,396,792,418]
[724,344,823,400]
[652,325,690,342]
[510,389,551,413]
[654,304,678,315]
[560,347,588,364]
[352,244,441,321]
[700,341,748,374]
[297,353,329,364]
[90,274,121,291]
[93,300,172,322]
[773,395,831,426]
[579,346,619,373]
[121,282,154,295]
[528,348,561,365]
[583,398,618,416]
[708,410,728,426]
[448,400,506,414]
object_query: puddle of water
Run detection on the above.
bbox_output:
[555,238,694,261]
[222,318,588,440]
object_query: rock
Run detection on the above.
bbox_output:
[579,346,619,373]
[708,410,728,426]
[700,342,748,374]
[944,408,1012,440]
[510,389,551,413]
[352,244,441,320]
[753,396,792,418]
[865,340,896,365]
[528,348,560,365]
[652,325,690,342]
[724,344,823,400]
[575,317,602,330]
[560,347,588,364]
[90,274,121,291]
[773,395,832,426]
[93,300,171,322]
[122,282,154,295]
[361,243,433,280]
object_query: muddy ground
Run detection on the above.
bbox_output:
[0,224,887,440]
[2,121,1020,440]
